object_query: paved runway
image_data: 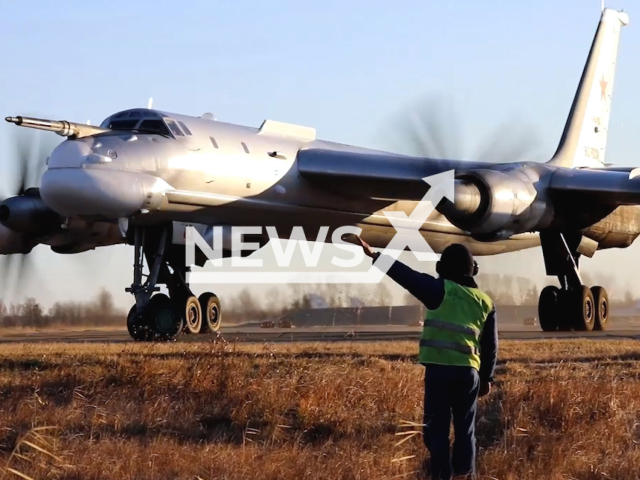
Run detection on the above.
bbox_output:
[2,320,640,343]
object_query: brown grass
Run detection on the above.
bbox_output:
[0,339,639,479]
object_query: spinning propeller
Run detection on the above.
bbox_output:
[384,95,544,163]
[0,129,59,299]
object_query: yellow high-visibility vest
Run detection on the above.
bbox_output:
[419,280,493,371]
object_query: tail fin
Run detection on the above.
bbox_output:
[548,8,629,168]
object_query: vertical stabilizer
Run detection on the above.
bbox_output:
[548,9,628,168]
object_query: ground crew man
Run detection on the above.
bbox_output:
[356,237,498,480]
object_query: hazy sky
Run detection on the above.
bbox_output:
[1,1,639,309]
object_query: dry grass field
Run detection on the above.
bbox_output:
[0,339,639,479]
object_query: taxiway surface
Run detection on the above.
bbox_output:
[2,320,640,343]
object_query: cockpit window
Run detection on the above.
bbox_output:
[138,119,171,137]
[165,119,184,136]
[99,110,191,139]
[108,119,140,130]
[178,121,192,136]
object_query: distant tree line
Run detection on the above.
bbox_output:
[221,272,640,324]
[1,272,637,328]
[0,289,124,328]
[224,282,395,324]
[476,273,636,307]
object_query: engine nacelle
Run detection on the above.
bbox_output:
[439,168,552,240]
[0,224,35,254]
[581,205,640,249]
[0,192,61,234]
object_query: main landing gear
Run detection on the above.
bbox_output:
[537,231,608,332]
[125,226,222,341]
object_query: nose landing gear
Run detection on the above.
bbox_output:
[125,225,222,341]
[538,231,608,332]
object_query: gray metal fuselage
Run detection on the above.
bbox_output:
[40,109,540,256]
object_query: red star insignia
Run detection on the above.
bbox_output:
[600,76,608,101]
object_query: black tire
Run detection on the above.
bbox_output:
[538,286,560,332]
[570,286,595,332]
[126,305,148,341]
[183,295,203,334]
[591,286,609,331]
[199,292,222,333]
[144,294,183,341]
[555,290,574,332]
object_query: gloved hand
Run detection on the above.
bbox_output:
[355,235,376,258]
[479,380,491,397]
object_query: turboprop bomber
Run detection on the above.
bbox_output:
[1,8,637,339]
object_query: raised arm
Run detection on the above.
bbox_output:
[355,236,445,310]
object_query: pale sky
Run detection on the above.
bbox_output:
[1,1,639,310]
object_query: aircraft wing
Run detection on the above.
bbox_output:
[299,148,640,208]
[297,148,491,201]
[548,168,640,206]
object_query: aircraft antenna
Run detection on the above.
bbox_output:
[148,97,154,109]
[601,0,604,11]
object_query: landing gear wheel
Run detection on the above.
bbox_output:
[144,294,183,341]
[570,286,595,332]
[199,292,222,333]
[538,286,560,332]
[555,290,573,332]
[182,295,203,334]
[127,305,148,341]
[591,286,609,331]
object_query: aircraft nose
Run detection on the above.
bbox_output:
[47,138,92,168]
[40,168,171,217]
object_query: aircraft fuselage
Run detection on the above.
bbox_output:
[40,108,543,256]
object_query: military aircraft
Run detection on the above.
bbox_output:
[1,8,635,339]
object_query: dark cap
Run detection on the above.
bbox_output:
[439,243,475,277]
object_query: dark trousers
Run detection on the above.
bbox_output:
[423,364,480,480]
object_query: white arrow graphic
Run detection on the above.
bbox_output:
[187,170,456,284]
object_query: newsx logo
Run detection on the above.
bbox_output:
[185,171,455,285]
